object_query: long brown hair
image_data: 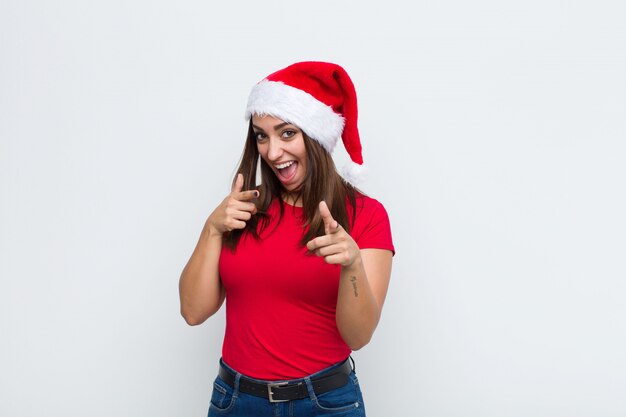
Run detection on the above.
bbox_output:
[223,121,361,250]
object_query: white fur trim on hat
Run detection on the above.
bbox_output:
[245,80,345,153]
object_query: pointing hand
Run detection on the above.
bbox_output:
[206,173,258,235]
[306,201,360,267]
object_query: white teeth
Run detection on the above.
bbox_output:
[275,161,295,169]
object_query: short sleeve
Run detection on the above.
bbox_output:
[351,196,395,255]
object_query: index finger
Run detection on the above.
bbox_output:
[235,189,259,201]
[231,173,259,201]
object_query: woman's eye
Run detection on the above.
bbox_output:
[255,132,267,142]
[282,130,296,138]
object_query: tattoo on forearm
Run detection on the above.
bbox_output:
[350,276,358,297]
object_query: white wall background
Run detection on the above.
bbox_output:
[1,1,625,416]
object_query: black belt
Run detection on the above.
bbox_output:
[218,359,352,403]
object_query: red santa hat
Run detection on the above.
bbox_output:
[245,61,366,185]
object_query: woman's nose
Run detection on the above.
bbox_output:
[266,137,283,161]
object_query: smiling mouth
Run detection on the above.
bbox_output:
[275,161,298,181]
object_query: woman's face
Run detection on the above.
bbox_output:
[252,114,307,193]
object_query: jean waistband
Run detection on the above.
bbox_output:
[218,358,353,402]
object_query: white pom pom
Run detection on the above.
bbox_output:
[341,161,368,187]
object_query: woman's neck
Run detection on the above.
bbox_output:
[281,192,303,207]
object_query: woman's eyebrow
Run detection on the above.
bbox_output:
[252,122,292,132]
[272,122,290,130]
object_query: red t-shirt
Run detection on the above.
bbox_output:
[219,195,394,380]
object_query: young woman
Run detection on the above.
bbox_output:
[179,61,395,417]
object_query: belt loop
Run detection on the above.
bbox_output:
[349,355,356,373]
[233,372,242,395]
[303,376,317,401]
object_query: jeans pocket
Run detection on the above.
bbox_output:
[208,377,237,414]
[312,372,363,414]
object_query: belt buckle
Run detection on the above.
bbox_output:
[267,382,288,403]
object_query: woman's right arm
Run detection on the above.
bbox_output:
[179,174,258,325]
[178,227,226,325]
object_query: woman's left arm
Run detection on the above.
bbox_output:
[307,202,393,350]
[336,248,392,350]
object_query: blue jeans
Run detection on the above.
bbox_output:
[208,358,366,417]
